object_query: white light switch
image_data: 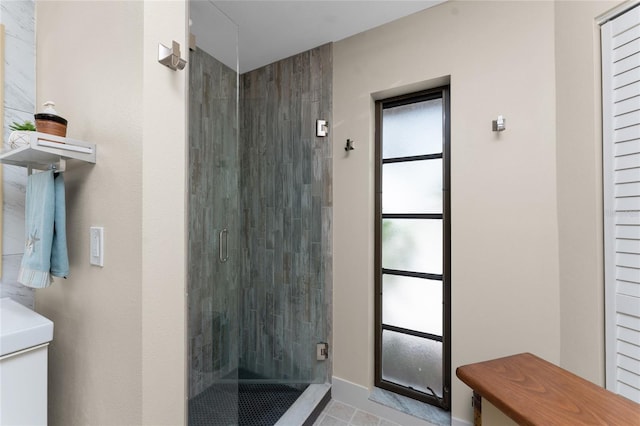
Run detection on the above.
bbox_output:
[90,227,104,267]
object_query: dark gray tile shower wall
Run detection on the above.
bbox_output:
[239,44,333,382]
[188,43,333,399]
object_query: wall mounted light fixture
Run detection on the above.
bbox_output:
[158,41,187,71]
[492,115,506,132]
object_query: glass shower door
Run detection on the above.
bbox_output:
[187,2,239,425]
[187,4,331,423]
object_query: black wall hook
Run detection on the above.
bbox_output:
[345,139,354,151]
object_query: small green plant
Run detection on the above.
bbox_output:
[9,120,36,131]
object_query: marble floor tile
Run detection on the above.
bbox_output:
[317,414,349,426]
[316,399,406,426]
[326,400,356,422]
[351,409,381,426]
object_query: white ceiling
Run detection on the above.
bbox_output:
[190,1,444,73]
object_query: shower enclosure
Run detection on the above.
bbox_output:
[187,2,332,425]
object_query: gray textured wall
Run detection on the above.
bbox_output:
[188,43,333,397]
[239,43,333,382]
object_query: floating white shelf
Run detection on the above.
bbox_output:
[0,131,96,171]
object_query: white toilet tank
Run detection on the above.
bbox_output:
[0,297,54,426]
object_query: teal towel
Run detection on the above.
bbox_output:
[18,170,69,288]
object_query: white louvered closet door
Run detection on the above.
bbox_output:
[602,3,640,403]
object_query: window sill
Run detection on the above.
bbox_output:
[369,387,451,426]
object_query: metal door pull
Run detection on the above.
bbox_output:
[219,228,228,263]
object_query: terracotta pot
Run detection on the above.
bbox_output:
[34,113,67,138]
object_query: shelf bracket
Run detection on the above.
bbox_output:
[54,158,66,173]
[26,159,65,176]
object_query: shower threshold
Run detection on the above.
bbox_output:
[275,383,331,426]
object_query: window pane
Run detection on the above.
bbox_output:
[382,159,442,214]
[382,219,442,274]
[381,330,442,396]
[382,99,443,158]
[383,275,442,335]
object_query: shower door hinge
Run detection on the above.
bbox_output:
[316,119,329,137]
[316,342,329,360]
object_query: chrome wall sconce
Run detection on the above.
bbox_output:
[492,115,506,132]
[158,41,187,71]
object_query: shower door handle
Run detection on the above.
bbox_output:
[219,228,228,263]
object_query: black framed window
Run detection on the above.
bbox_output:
[374,86,451,410]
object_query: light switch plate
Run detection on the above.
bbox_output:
[90,226,104,267]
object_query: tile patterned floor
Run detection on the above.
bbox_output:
[314,400,401,426]
[188,383,304,426]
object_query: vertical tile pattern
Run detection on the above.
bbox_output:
[0,0,35,307]
[239,43,333,382]
[188,42,333,396]
[188,47,239,397]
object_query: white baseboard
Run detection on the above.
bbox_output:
[331,376,471,426]
[451,417,472,426]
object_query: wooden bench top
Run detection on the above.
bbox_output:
[456,352,640,425]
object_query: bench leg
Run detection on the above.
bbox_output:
[472,391,482,426]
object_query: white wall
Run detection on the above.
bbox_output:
[333,0,627,423]
[333,1,561,422]
[555,0,615,385]
[141,1,188,424]
[35,1,144,424]
[34,1,188,424]
[25,0,620,424]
